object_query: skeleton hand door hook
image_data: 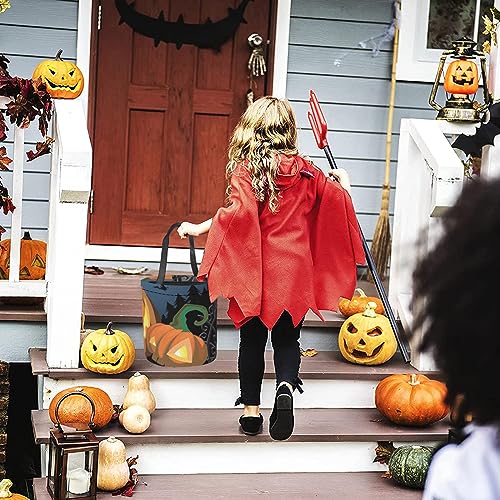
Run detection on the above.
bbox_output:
[246,33,267,106]
[248,33,267,77]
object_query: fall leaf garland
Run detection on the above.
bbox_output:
[0,55,53,233]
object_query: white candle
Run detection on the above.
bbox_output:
[67,467,91,495]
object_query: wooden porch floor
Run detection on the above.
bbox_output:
[0,268,386,326]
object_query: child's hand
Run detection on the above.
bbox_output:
[329,168,352,194]
[177,222,200,239]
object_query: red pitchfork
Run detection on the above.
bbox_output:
[308,90,410,363]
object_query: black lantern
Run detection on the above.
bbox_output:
[47,389,99,500]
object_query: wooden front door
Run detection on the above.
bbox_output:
[90,0,273,247]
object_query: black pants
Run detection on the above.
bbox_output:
[237,311,303,406]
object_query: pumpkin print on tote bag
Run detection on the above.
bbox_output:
[141,223,217,367]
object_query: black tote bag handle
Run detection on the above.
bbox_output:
[156,222,199,285]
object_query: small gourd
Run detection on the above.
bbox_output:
[0,479,29,500]
[119,404,151,434]
[97,436,130,491]
[123,372,156,414]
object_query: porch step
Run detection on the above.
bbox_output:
[33,471,422,499]
[32,408,448,474]
[31,348,432,380]
[32,349,438,409]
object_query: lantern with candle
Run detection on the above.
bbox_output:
[429,37,491,122]
[46,389,99,500]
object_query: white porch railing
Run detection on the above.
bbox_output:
[389,118,475,371]
[0,99,92,368]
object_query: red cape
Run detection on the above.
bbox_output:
[198,155,365,329]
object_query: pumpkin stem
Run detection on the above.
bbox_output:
[107,436,117,443]
[0,479,13,498]
[362,301,378,318]
[170,304,208,331]
[55,49,64,60]
[22,231,32,240]
[354,288,367,297]
[409,374,420,386]
[373,441,396,465]
[105,322,114,335]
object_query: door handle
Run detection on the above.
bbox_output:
[247,33,267,77]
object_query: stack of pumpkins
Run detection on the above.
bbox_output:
[48,371,156,492]
[50,319,157,493]
[338,289,449,490]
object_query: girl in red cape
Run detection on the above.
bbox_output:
[178,97,365,440]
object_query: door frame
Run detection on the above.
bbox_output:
[77,0,291,262]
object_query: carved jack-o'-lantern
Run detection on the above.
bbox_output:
[80,322,135,374]
[145,304,208,367]
[338,302,397,366]
[444,58,479,95]
[32,49,84,99]
[0,231,46,280]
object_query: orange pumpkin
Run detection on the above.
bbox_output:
[0,231,46,280]
[0,479,29,499]
[32,49,84,99]
[443,58,479,95]
[145,304,208,367]
[338,288,384,317]
[49,386,114,431]
[375,374,449,426]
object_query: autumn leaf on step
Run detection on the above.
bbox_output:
[0,225,5,235]
[26,136,55,162]
[300,348,318,357]
[0,146,12,171]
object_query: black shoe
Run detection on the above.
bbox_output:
[269,384,294,441]
[239,414,264,436]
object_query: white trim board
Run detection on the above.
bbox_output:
[77,1,291,262]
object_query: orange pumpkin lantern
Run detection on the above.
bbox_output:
[443,58,479,95]
[32,49,84,99]
[375,373,449,426]
[0,231,46,280]
[145,304,208,367]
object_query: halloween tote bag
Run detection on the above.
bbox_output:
[141,223,217,367]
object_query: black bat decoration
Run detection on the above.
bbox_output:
[452,102,500,157]
[115,0,252,50]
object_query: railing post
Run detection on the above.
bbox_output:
[390,119,471,371]
[45,100,92,369]
[8,126,25,283]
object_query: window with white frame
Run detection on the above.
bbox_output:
[397,0,494,82]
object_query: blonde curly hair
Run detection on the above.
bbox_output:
[226,96,298,213]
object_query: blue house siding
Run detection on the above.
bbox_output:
[0,0,437,246]
[0,0,78,242]
[286,0,434,242]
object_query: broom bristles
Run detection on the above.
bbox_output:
[370,207,391,281]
